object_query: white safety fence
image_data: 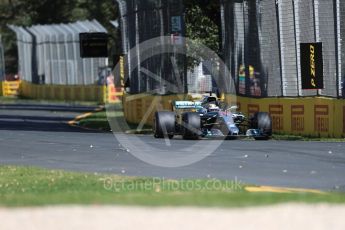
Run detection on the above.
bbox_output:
[9,20,108,85]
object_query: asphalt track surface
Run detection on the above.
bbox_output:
[0,102,345,191]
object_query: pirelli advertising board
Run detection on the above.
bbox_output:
[300,43,324,90]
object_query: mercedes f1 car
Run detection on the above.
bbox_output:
[153,95,272,140]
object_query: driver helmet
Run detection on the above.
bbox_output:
[208,103,220,112]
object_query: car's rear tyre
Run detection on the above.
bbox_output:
[153,111,176,139]
[250,112,272,138]
[182,112,201,140]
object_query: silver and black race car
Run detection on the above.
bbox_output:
[153,95,272,140]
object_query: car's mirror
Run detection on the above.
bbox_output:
[229,106,238,111]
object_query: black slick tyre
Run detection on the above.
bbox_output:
[153,111,175,139]
[182,112,201,140]
[250,112,272,140]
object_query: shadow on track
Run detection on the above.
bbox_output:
[0,103,104,133]
[0,103,99,113]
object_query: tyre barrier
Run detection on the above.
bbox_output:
[123,93,345,138]
[18,81,122,103]
[1,80,21,97]
[225,96,345,138]
[123,94,192,127]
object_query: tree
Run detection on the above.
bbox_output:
[184,0,221,68]
[185,0,221,54]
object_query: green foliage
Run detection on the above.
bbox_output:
[185,0,220,54]
[184,1,221,68]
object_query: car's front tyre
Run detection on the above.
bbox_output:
[250,112,272,140]
[182,112,201,140]
[153,111,176,139]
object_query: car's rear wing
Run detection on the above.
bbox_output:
[172,101,202,110]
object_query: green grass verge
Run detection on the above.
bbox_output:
[77,104,152,133]
[0,165,344,207]
[77,111,112,131]
[272,134,345,142]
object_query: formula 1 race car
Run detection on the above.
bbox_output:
[153,95,272,140]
